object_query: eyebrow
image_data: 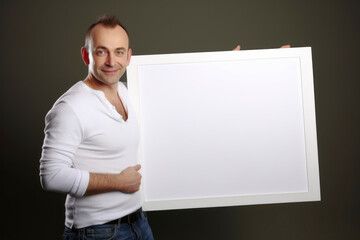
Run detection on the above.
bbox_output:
[95,46,127,51]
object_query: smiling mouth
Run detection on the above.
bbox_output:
[102,69,120,74]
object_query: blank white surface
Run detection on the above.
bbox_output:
[127,47,320,211]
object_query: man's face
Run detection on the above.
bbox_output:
[86,24,131,86]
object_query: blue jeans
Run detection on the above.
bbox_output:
[63,211,154,240]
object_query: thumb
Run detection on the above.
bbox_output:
[232,45,241,51]
[134,164,141,171]
[280,44,291,48]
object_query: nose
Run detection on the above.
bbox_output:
[105,53,116,66]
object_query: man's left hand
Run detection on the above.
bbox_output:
[232,44,291,51]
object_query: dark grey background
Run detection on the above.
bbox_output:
[1,0,359,239]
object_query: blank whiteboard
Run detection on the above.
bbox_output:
[127,47,320,211]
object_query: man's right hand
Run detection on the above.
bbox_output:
[117,164,142,193]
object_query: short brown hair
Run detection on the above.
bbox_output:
[84,14,129,51]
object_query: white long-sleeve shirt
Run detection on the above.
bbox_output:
[40,81,142,229]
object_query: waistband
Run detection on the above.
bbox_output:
[68,208,145,231]
[107,208,144,225]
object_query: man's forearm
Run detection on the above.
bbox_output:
[85,173,121,195]
[85,165,142,195]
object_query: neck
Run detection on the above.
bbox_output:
[83,73,118,97]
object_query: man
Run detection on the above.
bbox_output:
[40,14,154,239]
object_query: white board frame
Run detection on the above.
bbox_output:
[127,47,320,211]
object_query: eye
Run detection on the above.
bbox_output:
[95,50,107,56]
[116,50,124,56]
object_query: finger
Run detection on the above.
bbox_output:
[232,45,241,51]
[280,44,291,48]
[134,164,141,171]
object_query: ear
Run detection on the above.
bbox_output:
[81,47,90,66]
[126,48,132,66]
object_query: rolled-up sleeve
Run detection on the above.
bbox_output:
[40,102,89,198]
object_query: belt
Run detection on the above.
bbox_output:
[107,208,143,225]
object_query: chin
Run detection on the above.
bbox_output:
[98,76,121,85]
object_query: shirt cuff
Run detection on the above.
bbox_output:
[70,169,90,198]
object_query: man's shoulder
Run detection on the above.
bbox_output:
[46,82,96,126]
[55,82,92,107]
[46,82,95,121]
